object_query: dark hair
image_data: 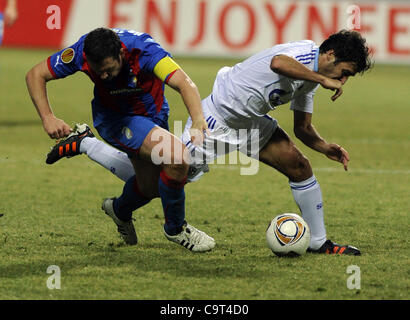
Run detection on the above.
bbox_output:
[84,28,122,65]
[319,30,373,74]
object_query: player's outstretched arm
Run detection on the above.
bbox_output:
[271,55,343,101]
[25,59,72,139]
[293,110,349,170]
[166,69,209,145]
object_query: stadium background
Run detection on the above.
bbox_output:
[2,0,410,63]
[0,0,409,302]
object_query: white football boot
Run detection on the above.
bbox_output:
[164,222,215,252]
[101,198,138,245]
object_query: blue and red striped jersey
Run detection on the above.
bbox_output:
[47,29,171,125]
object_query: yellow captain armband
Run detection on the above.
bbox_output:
[153,56,181,83]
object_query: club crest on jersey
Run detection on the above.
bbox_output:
[269,89,288,107]
[61,48,75,64]
[122,127,133,140]
[274,215,306,246]
[128,74,138,88]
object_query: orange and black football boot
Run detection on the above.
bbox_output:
[46,123,94,164]
[307,239,361,256]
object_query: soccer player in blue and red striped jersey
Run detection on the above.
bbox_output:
[26,28,215,252]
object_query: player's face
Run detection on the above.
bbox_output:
[327,61,356,84]
[319,51,356,84]
[89,50,124,81]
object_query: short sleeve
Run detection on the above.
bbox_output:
[274,41,317,66]
[47,35,86,79]
[290,85,319,114]
[137,34,171,73]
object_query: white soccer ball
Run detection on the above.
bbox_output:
[266,213,311,257]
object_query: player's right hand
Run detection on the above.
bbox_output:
[42,116,73,139]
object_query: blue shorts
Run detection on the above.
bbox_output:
[95,112,169,158]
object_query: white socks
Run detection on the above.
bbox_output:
[289,175,327,250]
[80,137,134,182]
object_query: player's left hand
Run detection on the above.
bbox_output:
[325,143,350,171]
[331,87,343,101]
[189,118,210,146]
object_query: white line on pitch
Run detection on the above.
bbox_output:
[314,167,410,175]
[209,165,410,175]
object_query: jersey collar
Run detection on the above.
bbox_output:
[313,48,319,72]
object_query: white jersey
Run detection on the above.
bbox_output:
[208,40,320,128]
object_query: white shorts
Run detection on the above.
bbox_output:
[183,95,277,182]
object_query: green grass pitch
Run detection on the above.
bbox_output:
[0,47,409,300]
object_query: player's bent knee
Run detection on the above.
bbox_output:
[276,148,312,182]
[287,154,312,182]
[170,144,190,166]
[163,162,189,181]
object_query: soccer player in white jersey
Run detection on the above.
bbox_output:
[45,30,372,255]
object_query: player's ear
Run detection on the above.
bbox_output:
[326,49,336,62]
[119,47,125,59]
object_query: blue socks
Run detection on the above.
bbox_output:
[112,171,187,236]
[158,170,187,236]
[113,175,151,221]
